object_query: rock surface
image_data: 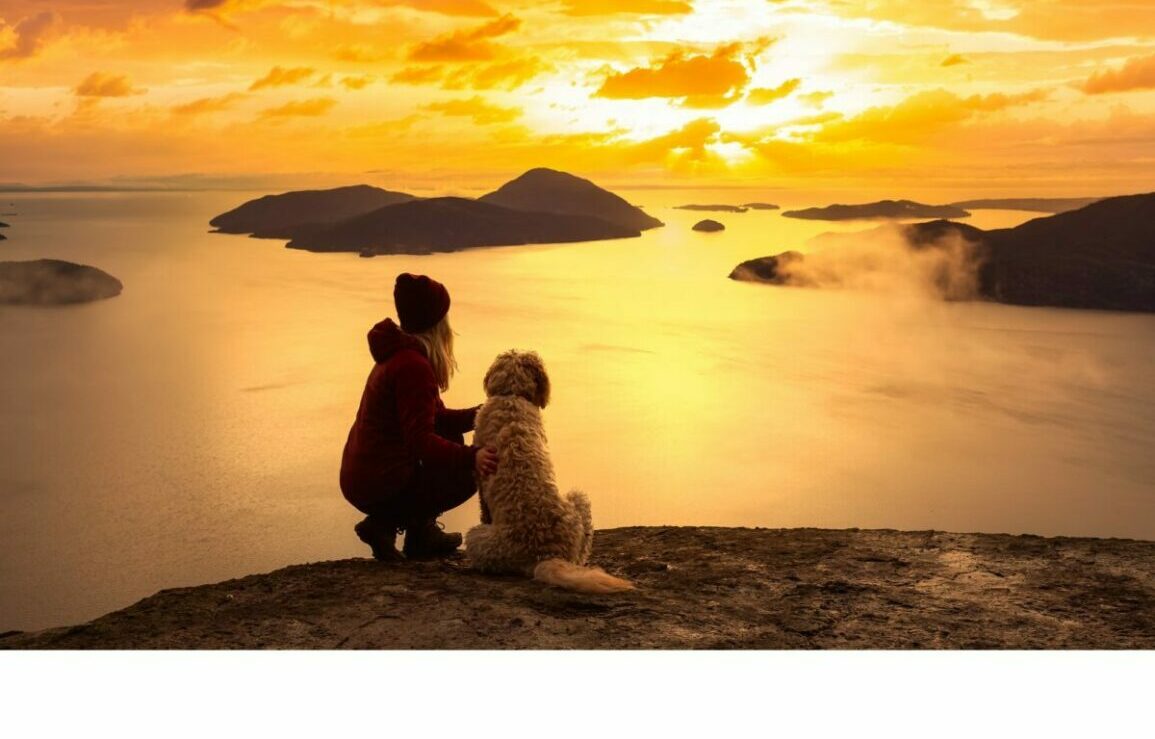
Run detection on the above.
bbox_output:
[4,526,1153,649]
[480,168,663,231]
[287,197,639,254]
[209,185,416,239]
[692,219,726,232]
[783,200,970,221]
[0,259,122,305]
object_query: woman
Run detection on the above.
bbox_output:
[340,273,498,561]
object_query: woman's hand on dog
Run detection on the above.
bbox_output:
[475,447,499,477]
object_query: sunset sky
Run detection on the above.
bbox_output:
[2,0,1155,196]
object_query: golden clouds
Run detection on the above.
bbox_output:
[815,89,1049,145]
[941,54,968,67]
[1083,53,1155,94]
[408,14,520,61]
[422,95,521,124]
[391,57,549,91]
[171,93,248,116]
[560,0,693,15]
[259,97,337,118]
[0,11,58,61]
[250,66,316,90]
[747,79,800,106]
[595,42,763,105]
[74,72,143,97]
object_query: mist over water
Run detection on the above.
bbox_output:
[1,190,1154,631]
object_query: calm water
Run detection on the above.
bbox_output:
[2,190,1154,631]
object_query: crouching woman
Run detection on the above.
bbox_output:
[340,273,498,560]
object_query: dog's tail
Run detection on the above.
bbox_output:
[533,558,634,594]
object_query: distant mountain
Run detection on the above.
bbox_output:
[480,168,663,231]
[730,192,1155,313]
[209,185,416,239]
[950,197,1101,214]
[286,197,639,254]
[0,259,122,305]
[692,219,726,232]
[782,200,970,221]
[676,204,747,213]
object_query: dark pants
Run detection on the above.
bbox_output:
[360,431,477,525]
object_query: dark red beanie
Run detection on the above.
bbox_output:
[394,273,450,333]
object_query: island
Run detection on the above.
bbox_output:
[676,204,748,213]
[209,184,416,239]
[730,192,1155,313]
[3,526,1153,649]
[0,220,8,240]
[0,259,123,305]
[287,196,639,254]
[742,202,780,211]
[209,168,663,254]
[692,219,726,232]
[479,167,664,232]
[782,200,971,221]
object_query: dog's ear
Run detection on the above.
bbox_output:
[522,352,551,409]
[483,350,516,398]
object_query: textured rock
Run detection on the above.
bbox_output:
[4,526,1153,649]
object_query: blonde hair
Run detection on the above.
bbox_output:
[412,314,457,391]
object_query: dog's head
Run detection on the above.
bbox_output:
[483,350,551,408]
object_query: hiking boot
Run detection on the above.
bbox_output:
[402,518,462,559]
[354,516,404,562]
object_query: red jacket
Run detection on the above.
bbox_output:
[340,318,478,512]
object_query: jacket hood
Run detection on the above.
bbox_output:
[367,318,427,363]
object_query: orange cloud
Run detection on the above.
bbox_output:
[74,72,143,97]
[332,44,392,63]
[815,88,1050,144]
[340,75,375,90]
[449,58,551,90]
[0,11,58,61]
[1082,53,1155,94]
[595,43,753,101]
[171,92,248,115]
[421,95,521,124]
[408,13,521,61]
[799,91,833,108]
[259,97,337,118]
[391,65,446,84]
[250,66,316,91]
[941,54,968,67]
[560,0,693,15]
[747,78,801,106]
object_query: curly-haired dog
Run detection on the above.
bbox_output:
[465,350,633,594]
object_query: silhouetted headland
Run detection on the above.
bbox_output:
[0,259,122,305]
[692,219,726,232]
[949,197,1101,214]
[731,192,1155,313]
[287,196,638,254]
[783,200,971,221]
[479,167,663,232]
[4,526,1154,649]
[209,184,416,239]
[676,204,747,213]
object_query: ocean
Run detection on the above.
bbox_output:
[1,189,1153,632]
